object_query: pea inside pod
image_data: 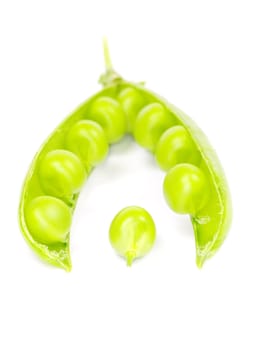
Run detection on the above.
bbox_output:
[155,126,201,170]
[19,40,232,270]
[65,120,108,171]
[39,149,87,199]
[118,87,146,132]
[25,196,72,245]
[86,96,126,143]
[134,102,176,152]
[163,163,210,215]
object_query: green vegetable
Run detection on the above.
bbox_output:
[65,120,108,171]
[18,39,232,270]
[39,149,86,199]
[118,87,146,132]
[86,96,126,143]
[155,126,201,170]
[25,196,72,245]
[109,207,156,266]
[134,103,175,151]
[163,164,210,215]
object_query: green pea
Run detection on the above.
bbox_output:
[39,149,86,198]
[25,196,72,245]
[118,87,146,132]
[19,40,232,270]
[109,206,156,266]
[155,126,201,171]
[163,163,210,215]
[86,96,126,143]
[65,120,108,169]
[134,103,175,151]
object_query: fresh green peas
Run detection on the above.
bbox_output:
[65,120,108,170]
[86,96,126,143]
[25,196,72,245]
[163,164,210,215]
[134,103,176,151]
[109,206,156,266]
[155,126,201,171]
[19,40,232,270]
[118,87,146,132]
[39,149,86,199]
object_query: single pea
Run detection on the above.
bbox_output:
[39,149,86,198]
[134,102,175,151]
[155,125,201,171]
[86,96,126,143]
[25,196,72,245]
[163,163,210,215]
[118,87,146,133]
[109,206,156,266]
[65,120,108,169]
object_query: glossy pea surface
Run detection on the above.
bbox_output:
[163,163,210,215]
[25,196,72,245]
[134,102,176,151]
[109,206,156,266]
[39,149,86,198]
[65,120,108,169]
[118,87,146,132]
[86,96,126,143]
[155,125,201,170]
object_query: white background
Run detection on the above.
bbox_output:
[0,1,256,349]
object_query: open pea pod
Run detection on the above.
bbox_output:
[162,103,232,267]
[115,82,232,267]
[19,40,232,270]
[19,88,126,271]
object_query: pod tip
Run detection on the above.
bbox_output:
[57,254,72,272]
[196,254,206,269]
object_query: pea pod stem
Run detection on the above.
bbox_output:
[103,37,113,72]
[99,38,122,87]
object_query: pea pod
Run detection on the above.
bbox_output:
[19,40,232,270]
